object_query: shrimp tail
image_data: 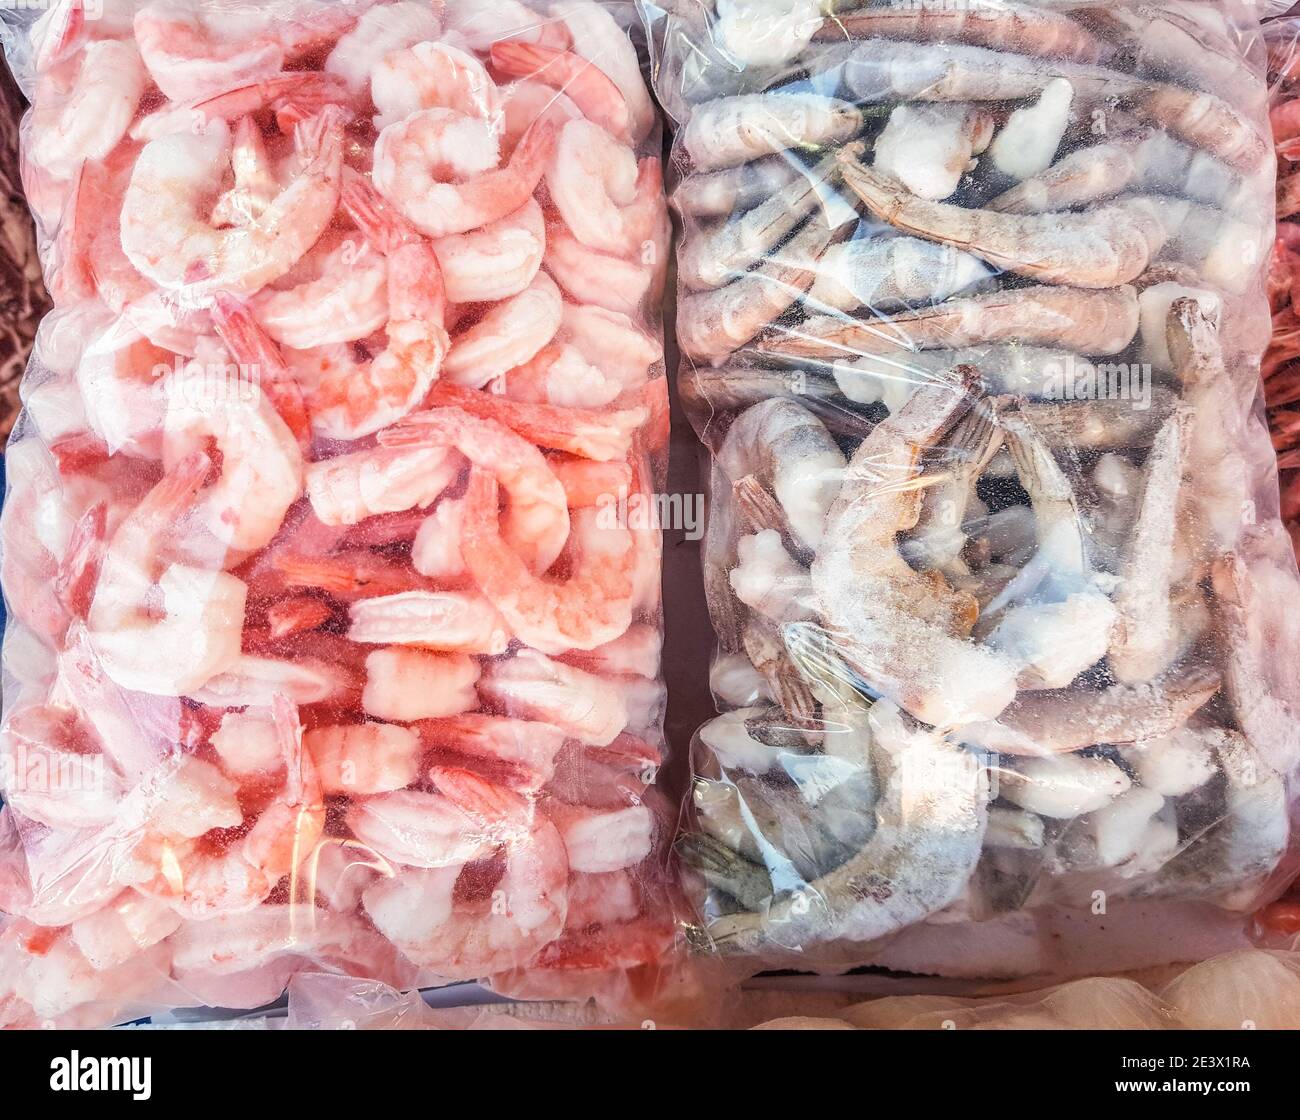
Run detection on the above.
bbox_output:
[341,171,419,255]
[210,291,312,447]
[490,42,629,141]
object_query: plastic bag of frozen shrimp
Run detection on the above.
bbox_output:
[0,0,680,1028]
[643,0,1300,978]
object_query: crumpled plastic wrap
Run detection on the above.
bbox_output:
[0,0,681,1028]
[643,0,1300,976]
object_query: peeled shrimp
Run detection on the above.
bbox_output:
[133,0,363,100]
[120,111,344,295]
[305,444,462,528]
[29,38,148,180]
[480,650,628,746]
[284,177,449,441]
[489,42,631,143]
[374,111,554,239]
[360,769,568,980]
[323,0,442,92]
[442,271,562,387]
[348,591,510,656]
[372,40,500,131]
[86,455,246,697]
[547,119,661,258]
[551,0,657,144]
[461,469,635,654]
[434,198,545,304]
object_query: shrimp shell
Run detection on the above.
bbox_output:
[682,93,863,172]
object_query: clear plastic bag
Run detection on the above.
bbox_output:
[1266,13,1300,557]
[0,0,680,1028]
[644,0,1300,976]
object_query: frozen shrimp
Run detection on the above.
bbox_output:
[1109,408,1192,684]
[480,650,628,746]
[705,703,988,952]
[489,41,630,143]
[120,110,344,295]
[551,0,657,144]
[362,648,480,723]
[873,104,994,202]
[375,405,569,571]
[130,698,325,918]
[348,591,510,655]
[675,159,801,221]
[442,271,562,387]
[86,454,247,697]
[372,41,500,131]
[960,665,1222,757]
[544,216,656,315]
[807,235,993,315]
[493,344,622,409]
[679,216,846,363]
[132,0,357,98]
[29,38,148,180]
[361,769,568,980]
[433,198,545,304]
[680,155,837,291]
[683,93,863,172]
[397,382,646,464]
[817,2,1114,66]
[461,469,634,654]
[840,153,1169,289]
[251,232,390,351]
[373,110,555,239]
[771,284,1140,362]
[323,0,442,92]
[812,377,1021,727]
[285,176,449,441]
[548,119,662,258]
[305,444,463,528]
[162,349,304,562]
[987,129,1261,217]
[718,398,845,553]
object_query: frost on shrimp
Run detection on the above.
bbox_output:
[683,93,862,173]
[86,455,247,698]
[323,0,442,93]
[372,40,500,132]
[120,112,344,296]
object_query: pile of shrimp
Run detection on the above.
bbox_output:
[1266,17,1300,558]
[0,0,678,1028]
[653,0,1300,970]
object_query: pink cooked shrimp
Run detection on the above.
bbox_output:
[283,176,450,441]
[461,468,636,653]
[489,41,631,143]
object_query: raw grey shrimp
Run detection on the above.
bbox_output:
[120,109,345,295]
[705,702,989,954]
[768,284,1140,362]
[812,374,1021,727]
[959,664,1222,757]
[682,93,863,173]
[1108,408,1193,685]
[674,159,802,221]
[872,103,995,202]
[987,129,1265,219]
[679,153,838,291]
[839,154,1170,290]
[816,2,1115,67]
[678,216,847,363]
[717,398,845,554]
[807,235,994,315]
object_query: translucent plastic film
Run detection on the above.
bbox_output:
[0,0,678,1028]
[644,0,1300,974]
[1266,12,1300,557]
